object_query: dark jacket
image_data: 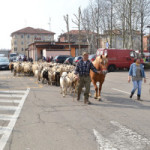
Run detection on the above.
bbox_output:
[75,59,98,76]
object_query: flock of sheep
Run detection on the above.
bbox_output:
[9,61,78,97]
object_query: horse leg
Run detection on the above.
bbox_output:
[60,86,62,94]
[89,82,92,97]
[92,80,98,99]
[98,81,104,101]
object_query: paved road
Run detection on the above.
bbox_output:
[0,70,150,150]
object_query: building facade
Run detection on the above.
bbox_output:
[0,49,11,57]
[59,30,97,54]
[59,29,142,53]
[27,41,88,61]
[100,30,141,50]
[143,35,150,52]
[11,27,55,55]
[59,30,89,43]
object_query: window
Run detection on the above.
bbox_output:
[14,47,17,51]
[27,34,30,38]
[130,51,136,58]
[42,36,45,40]
[22,48,24,51]
[21,35,24,38]
[14,41,17,45]
[21,41,24,45]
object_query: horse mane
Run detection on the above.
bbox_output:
[92,56,101,69]
[93,55,102,65]
[92,55,108,69]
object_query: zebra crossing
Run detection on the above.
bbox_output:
[0,88,30,150]
[93,121,150,150]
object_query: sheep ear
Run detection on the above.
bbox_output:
[100,55,103,59]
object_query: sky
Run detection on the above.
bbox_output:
[0,0,90,49]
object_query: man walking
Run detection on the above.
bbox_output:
[75,52,100,104]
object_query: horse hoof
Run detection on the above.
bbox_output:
[98,98,102,101]
[89,93,92,97]
[94,97,98,99]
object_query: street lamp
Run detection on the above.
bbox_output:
[147,25,150,61]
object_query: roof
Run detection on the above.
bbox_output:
[28,41,88,49]
[144,35,150,38]
[60,30,95,36]
[11,27,55,36]
[102,29,141,36]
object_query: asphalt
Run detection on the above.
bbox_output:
[0,70,150,150]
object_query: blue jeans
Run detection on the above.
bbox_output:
[131,80,142,96]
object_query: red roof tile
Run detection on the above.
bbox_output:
[61,30,95,35]
[11,27,55,36]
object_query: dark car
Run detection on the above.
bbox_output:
[88,54,96,62]
[0,57,9,70]
[64,57,74,65]
[53,55,70,63]
[73,56,83,66]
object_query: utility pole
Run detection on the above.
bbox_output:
[147,25,150,61]
[64,14,71,50]
[72,7,82,56]
[110,0,113,48]
[140,1,144,58]
[48,17,51,31]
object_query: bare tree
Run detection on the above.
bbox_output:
[69,0,150,52]
[89,0,102,49]
[137,0,150,56]
[72,7,82,55]
[115,0,140,49]
[81,6,97,53]
[64,14,71,50]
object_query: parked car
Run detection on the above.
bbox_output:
[64,57,74,65]
[96,48,138,72]
[88,54,96,62]
[73,56,83,66]
[53,55,71,63]
[0,57,10,70]
[9,53,17,62]
[0,54,5,57]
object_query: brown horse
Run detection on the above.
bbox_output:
[90,55,108,100]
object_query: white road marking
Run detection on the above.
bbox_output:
[0,90,26,94]
[0,100,20,103]
[110,121,150,148]
[93,121,150,150]
[0,94,23,98]
[112,88,130,95]
[0,88,30,150]
[0,127,12,135]
[0,114,17,121]
[93,129,117,150]
[0,106,18,110]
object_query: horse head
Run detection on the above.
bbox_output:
[95,55,108,75]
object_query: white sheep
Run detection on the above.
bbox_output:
[60,72,72,97]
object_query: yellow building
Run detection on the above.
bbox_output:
[11,27,55,55]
